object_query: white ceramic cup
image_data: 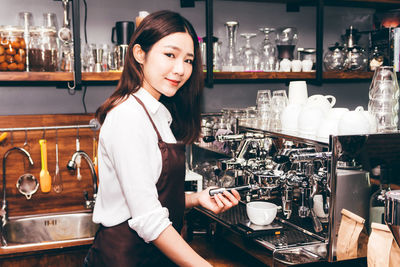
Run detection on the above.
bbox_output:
[280,59,291,72]
[291,59,302,72]
[338,106,370,135]
[316,108,350,140]
[297,106,325,137]
[281,103,302,133]
[288,80,308,105]
[313,194,328,219]
[301,59,313,72]
[246,201,277,226]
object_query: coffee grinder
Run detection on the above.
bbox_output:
[111,21,134,70]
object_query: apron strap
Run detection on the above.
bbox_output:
[132,95,163,142]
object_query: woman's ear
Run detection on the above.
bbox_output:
[132,44,145,64]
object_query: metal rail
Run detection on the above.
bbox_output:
[0,119,100,132]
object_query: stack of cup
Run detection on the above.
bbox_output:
[256,89,272,129]
[368,66,399,133]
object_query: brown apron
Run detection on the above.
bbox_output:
[85,95,186,266]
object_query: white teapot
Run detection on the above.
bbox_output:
[304,94,336,114]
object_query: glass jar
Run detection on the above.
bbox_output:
[29,26,58,71]
[344,46,368,71]
[0,25,26,71]
[323,43,346,71]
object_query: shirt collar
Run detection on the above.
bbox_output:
[132,88,173,125]
[133,88,161,115]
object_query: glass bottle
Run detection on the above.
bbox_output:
[369,165,391,232]
[0,26,26,71]
[259,28,277,71]
[222,21,241,71]
[29,26,58,71]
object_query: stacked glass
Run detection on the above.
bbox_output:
[368,66,400,132]
[256,89,272,130]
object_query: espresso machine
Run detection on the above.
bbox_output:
[190,115,400,265]
[111,21,134,70]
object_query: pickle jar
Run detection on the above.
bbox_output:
[29,26,58,71]
[0,25,27,71]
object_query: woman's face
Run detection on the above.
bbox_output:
[136,32,195,100]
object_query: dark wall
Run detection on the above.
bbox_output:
[0,0,375,114]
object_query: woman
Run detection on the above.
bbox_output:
[85,10,240,266]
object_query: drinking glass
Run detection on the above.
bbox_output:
[268,90,288,131]
[256,90,272,129]
[369,66,400,100]
[222,21,242,71]
[43,13,58,31]
[259,27,277,71]
[239,33,260,71]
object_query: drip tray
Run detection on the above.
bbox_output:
[201,202,324,249]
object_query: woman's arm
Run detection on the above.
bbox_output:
[185,188,240,213]
[153,225,212,267]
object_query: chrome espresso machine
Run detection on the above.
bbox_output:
[188,115,400,265]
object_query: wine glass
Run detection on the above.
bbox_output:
[239,33,260,71]
[259,27,277,71]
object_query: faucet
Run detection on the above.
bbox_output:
[1,147,34,246]
[67,150,98,209]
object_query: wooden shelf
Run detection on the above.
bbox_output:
[213,71,316,80]
[0,71,376,82]
[0,71,122,82]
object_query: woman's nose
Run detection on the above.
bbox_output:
[173,60,185,75]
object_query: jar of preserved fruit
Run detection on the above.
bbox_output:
[0,26,26,71]
[29,26,58,71]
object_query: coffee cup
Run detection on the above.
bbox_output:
[304,94,336,114]
[301,59,313,72]
[288,80,308,105]
[291,59,302,72]
[246,201,277,226]
[279,59,291,72]
[338,106,370,135]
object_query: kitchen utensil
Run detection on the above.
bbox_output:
[39,139,51,193]
[111,21,135,45]
[53,130,62,193]
[16,173,39,199]
[246,201,278,226]
[76,128,82,181]
[58,0,72,43]
[209,184,259,196]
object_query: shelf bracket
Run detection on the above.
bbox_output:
[70,0,82,90]
[205,0,214,88]
[316,0,324,85]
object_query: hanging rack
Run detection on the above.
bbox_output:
[0,119,100,133]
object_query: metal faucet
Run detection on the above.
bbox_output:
[67,150,98,209]
[1,147,34,246]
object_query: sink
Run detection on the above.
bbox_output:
[3,211,99,245]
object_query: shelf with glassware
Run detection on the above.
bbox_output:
[0,71,122,82]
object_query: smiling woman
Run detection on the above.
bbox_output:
[84,10,241,267]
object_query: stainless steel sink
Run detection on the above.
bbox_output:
[3,211,99,245]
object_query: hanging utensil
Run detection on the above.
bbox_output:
[16,173,39,200]
[53,129,63,193]
[76,127,82,181]
[39,138,51,193]
[93,132,98,179]
[58,0,72,43]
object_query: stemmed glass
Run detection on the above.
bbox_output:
[239,33,260,71]
[222,21,241,71]
[259,28,277,71]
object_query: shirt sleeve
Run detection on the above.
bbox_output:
[103,103,172,243]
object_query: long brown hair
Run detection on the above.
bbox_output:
[96,10,203,144]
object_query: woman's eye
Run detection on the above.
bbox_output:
[165,53,175,58]
[185,59,194,64]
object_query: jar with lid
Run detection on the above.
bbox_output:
[323,43,346,71]
[0,25,26,71]
[28,26,58,71]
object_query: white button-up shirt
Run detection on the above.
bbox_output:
[93,88,177,243]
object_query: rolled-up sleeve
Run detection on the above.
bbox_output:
[101,101,172,243]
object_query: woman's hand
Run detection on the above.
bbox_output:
[197,187,240,214]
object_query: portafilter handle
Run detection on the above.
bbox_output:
[385,190,400,247]
[209,184,258,196]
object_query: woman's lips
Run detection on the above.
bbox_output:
[166,78,180,86]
